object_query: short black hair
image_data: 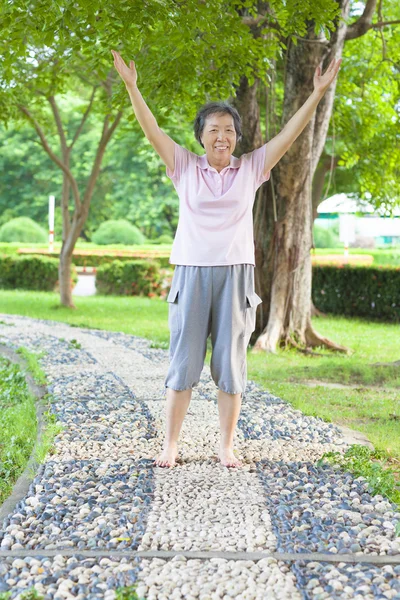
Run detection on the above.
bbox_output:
[193,101,242,149]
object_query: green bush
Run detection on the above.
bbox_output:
[0,217,47,243]
[313,222,340,248]
[0,242,23,255]
[312,264,400,322]
[0,255,77,291]
[153,233,174,244]
[92,220,146,245]
[96,259,162,296]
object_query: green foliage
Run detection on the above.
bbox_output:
[0,217,47,243]
[312,247,400,267]
[153,233,174,244]
[333,7,400,209]
[92,219,146,246]
[16,347,47,385]
[0,255,77,291]
[115,585,141,600]
[312,264,400,322]
[96,259,163,296]
[0,242,22,255]
[0,357,37,505]
[12,587,43,599]
[1,247,171,268]
[0,0,398,250]
[317,445,400,517]
[313,222,340,248]
[69,338,82,349]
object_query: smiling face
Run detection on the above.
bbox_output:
[200,113,237,167]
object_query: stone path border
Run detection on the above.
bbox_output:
[0,549,400,565]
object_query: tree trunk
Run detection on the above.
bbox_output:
[19,86,122,309]
[240,2,351,353]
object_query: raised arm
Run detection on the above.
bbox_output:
[111,49,175,172]
[262,58,342,176]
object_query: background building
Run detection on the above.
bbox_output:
[315,194,400,247]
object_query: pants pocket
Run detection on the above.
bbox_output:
[167,287,181,334]
[244,292,262,337]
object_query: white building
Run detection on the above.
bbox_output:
[316,193,400,247]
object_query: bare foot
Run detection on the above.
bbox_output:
[153,444,179,467]
[218,447,243,467]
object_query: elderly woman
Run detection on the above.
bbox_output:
[111,49,341,469]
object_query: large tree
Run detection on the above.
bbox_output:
[0,0,398,332]
[235,0,400,353]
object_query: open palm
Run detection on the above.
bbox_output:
[111,49,137,88]
[313,58,342,94]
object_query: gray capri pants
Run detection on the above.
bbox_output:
[164,264,262,396]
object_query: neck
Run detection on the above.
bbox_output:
[206,154,231,172]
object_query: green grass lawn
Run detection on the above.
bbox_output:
[0,356,37,505]
[0,289,399,471]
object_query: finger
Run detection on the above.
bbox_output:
[113,51,124,66]
[329,57,337,70]
[117,54,127,68]
[327,58,335,71]
[332,60,341,75]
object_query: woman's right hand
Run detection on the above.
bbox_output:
[111,50,138,89]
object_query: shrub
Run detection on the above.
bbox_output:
[0,217,47,243]
[153,233,174,244]
[313,222,340,248]
[312,264,400,322]
[0,255,77,291]
[92,220,146,245]
[96,259,162,296]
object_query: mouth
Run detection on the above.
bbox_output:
[215,146,228,152]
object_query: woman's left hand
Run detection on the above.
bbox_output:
[313,57,342,95]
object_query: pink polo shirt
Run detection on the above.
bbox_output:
[166,141,270,266]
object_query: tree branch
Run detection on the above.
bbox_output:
[345,0,400,40]
[345,0,376,40]
[17,104,82,211]
[371,19,400,28]
[346,18,400,39]
[81,110,123,214]
[70,85,98,148]
[48,96,67,154]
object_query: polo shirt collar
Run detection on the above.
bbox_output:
[198,154,240,171]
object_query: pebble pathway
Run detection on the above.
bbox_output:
[0,313,399,600]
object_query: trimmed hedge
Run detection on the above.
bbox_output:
[312,264,400,322]
[0,255,78,291]
[13,249,171,268]
[95,259,163,296]
[1,252,398,323]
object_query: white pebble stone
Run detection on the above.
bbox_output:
[11,559,26,569]
[331,580,343,591]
